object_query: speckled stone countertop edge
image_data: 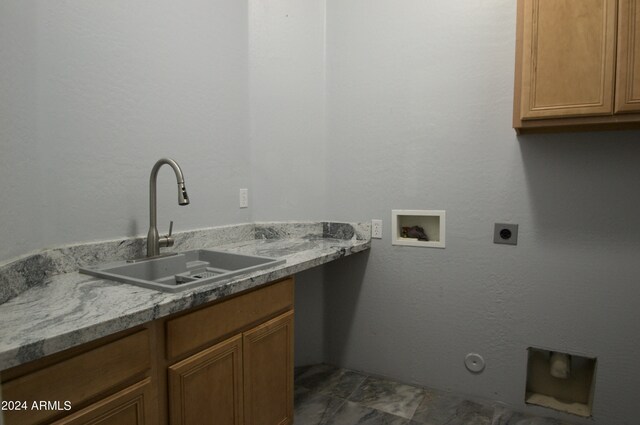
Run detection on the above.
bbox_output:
[0,222,370,371]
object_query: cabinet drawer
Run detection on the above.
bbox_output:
[2,329,150,425]
[51,378,155,425]
[166,278,294,360]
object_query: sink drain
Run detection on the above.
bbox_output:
[191,271,219,280]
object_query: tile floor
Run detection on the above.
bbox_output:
[294,364,581,425]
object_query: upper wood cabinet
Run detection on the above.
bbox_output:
[520,0,617,120]
[514,0,640,133]
[616,0,640,112]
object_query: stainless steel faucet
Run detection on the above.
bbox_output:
[147,158,190,257]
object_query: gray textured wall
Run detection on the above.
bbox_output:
[323,1,640,424]
[0,0,251,261]
[248,0,328,221]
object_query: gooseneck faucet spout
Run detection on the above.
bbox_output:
[147,158,190,257]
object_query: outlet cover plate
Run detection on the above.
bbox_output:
[494,223,518,245]
[372,219,382,239]
[239,189,248,208]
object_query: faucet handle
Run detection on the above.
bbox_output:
[159,221,175,248]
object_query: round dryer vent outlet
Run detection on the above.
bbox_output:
[465,353,486,373]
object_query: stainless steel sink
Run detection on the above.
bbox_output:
[80,250,286,292]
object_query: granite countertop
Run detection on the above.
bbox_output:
[0,222,370,371]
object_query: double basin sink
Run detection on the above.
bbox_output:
[80,249,286,292]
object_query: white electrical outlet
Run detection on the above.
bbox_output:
[239,188,249,208]
[371,219,383,239]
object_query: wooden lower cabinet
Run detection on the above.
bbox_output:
[243,311,294,425]
[167,310,294,425]
[51,379,155,425]
[1,329,153,425]
[0,277,295,425]
[168,335,243,425]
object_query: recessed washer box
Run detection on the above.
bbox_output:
[525,347,597,418]
[392,210,445,248]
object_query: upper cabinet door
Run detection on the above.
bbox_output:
[520,0,617,120]
[616,0,640,113]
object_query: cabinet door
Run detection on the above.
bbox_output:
[52,379,155,425]
[243,310,294,425]
[168,334,243,425]
[519,0,617,120]
[616,0,640,112]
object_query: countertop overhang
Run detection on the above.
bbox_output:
[0,222,370,371]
